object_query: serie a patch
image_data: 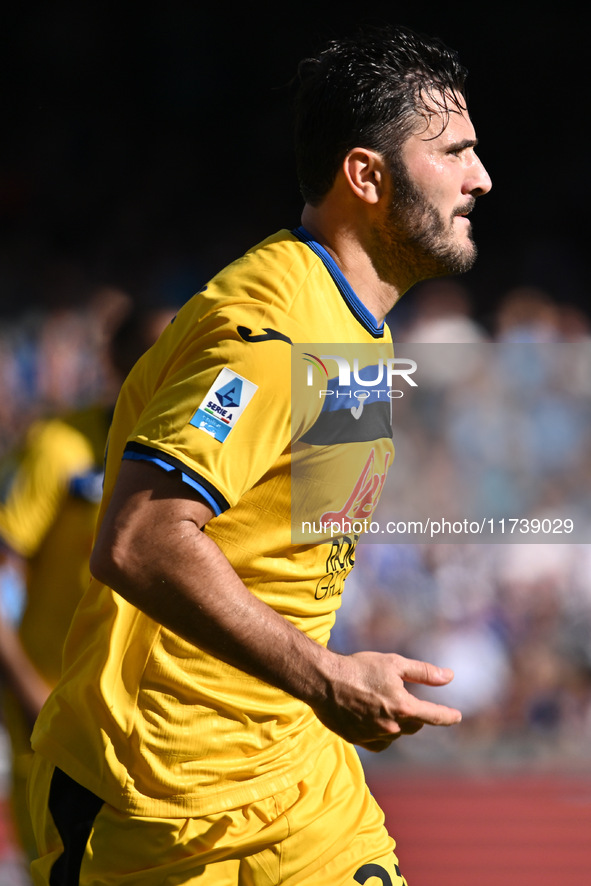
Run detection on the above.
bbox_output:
[189,368,258,442]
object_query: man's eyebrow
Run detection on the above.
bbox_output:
[446,137,479,151]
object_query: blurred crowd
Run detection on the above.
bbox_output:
[0,287,175,616]
[334,281,591,770]
[0,287,131,459]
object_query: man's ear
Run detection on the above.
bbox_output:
[342,148,385,204]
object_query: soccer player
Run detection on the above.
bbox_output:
[28,26,491,885]
[0,302,173,861]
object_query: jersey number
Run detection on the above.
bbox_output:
[354,861,400,885]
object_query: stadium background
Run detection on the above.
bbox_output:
[1,4,591,884]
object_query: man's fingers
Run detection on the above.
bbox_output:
[395,655,455,687]
[399,695,462,727]
[359,698,461,751]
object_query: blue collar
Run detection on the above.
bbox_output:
[293,226,384,339]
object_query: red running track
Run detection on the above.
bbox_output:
[366,772,591,886]
[3,775,591,884]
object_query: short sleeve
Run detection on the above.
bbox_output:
[122,306,305,514]
[0,420,94,557]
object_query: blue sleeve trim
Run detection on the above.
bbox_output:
[123,442,230,516]
[292,226,384,339]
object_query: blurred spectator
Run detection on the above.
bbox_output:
[494,286,560,342]
[0,298,174,861]
[393,279,487,344]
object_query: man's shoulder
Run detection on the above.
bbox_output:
[22,413,96,463]
[243,228,305,260]
[222,228,319,291]
[173,229,325,340]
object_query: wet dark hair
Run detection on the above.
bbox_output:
[294,25,468,205]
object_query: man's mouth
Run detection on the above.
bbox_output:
[454,199,476,220]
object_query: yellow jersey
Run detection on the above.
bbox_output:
[32,228,394,816]
[0,406,110,684]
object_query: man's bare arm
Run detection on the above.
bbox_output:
[0,615,51,730]
[90,459,461,750]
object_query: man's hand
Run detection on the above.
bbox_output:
[314,651,462,752]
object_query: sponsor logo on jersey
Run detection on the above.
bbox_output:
[189,368,258,442]
[238,326,293,345]
[320,447,391,530]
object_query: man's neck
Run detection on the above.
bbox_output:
[300,205,407,325]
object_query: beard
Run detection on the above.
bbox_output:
[370,155,478,287]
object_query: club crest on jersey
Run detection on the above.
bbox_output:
[189,368,257,442]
